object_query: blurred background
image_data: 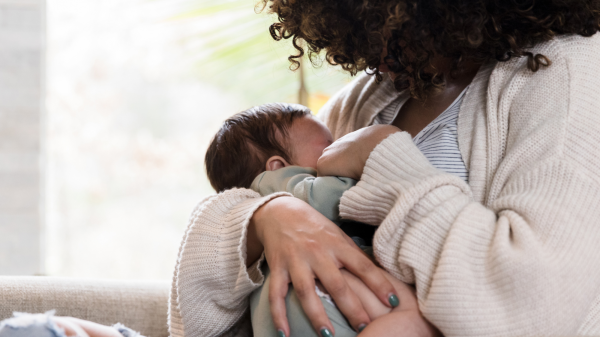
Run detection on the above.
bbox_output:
[0,0,351,279]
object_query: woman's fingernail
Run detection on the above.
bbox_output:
[388,293,400,307]
[358,323,367,332]
[320,327,333,337]
[277,329,286,337]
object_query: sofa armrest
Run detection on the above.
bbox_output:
[0,276,169,337]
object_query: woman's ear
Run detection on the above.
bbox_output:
[265,156,290,171]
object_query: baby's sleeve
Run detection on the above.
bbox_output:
[250,166,317,196]
[250,166,356,222]
[291,176,356,222]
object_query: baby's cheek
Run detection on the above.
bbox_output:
[294,151,320,170]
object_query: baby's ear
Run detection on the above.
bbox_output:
[265,156,290,171]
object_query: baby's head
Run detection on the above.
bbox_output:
[205,103,333,192]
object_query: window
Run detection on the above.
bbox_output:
[41,0,351,279]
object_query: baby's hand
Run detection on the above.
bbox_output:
[317,125,401,179]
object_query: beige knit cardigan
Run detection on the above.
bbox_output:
[169,34,600,337]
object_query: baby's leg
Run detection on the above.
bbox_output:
[251,266,437,337]
[250,268,357,337]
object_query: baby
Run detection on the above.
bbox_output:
[205,103,437,337]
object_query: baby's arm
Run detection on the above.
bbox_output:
[339,269,440,337]
[251,166,356,222]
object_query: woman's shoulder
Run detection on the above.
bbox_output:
[495,33,600,78]
[535,33,600,58]
[487,33,600,100]
[483,33,600,163]
[546,33,600,82]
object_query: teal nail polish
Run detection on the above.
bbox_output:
[388,294,400,307]
[358,324,367,332]
[320,327,333,337]
[277,329,286,337]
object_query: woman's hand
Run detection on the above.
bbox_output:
[250,196,399,337]
[317,125,402,180]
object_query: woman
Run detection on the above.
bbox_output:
[169,1,600,336]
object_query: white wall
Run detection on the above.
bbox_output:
[0,0,44,275]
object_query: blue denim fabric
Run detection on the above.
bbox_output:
[0,311,142,337]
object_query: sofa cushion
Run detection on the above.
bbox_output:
[0,276,169,337]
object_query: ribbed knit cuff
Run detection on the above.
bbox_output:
[379,185,471,283]
[339,132,472,281]
[340,132,469,223]
[233,192,294,288]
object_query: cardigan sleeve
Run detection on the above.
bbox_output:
[168,189,292,337]
[339,37,600,336]
[341,131,600,336]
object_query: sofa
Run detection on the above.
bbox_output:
[0,276,170,337]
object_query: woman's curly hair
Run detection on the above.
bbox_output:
[260,0,600,99]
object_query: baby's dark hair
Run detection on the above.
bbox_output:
[205,103,312,192]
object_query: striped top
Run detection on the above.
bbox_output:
[372,87,469,182]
